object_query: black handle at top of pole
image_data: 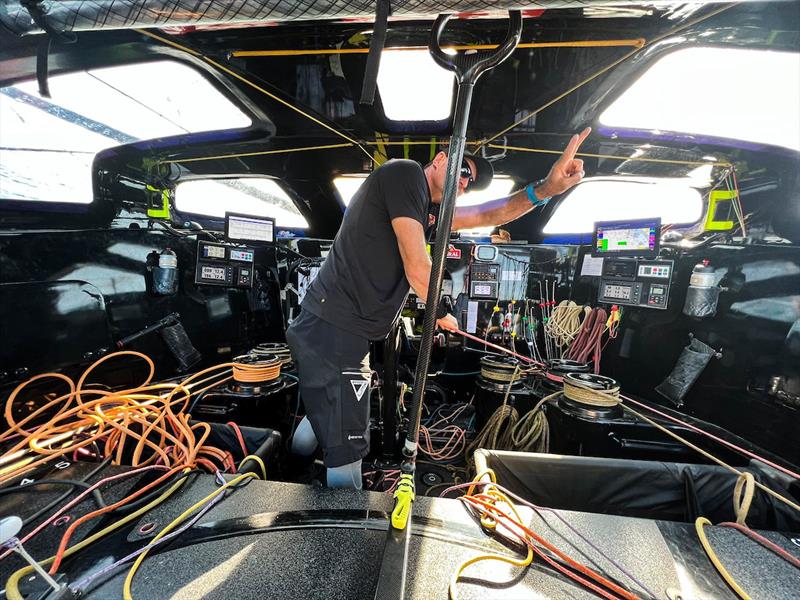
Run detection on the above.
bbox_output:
[429,11,522,84]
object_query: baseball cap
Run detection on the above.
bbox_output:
[462,151,493,192]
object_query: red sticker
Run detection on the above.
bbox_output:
[447,244,462,259]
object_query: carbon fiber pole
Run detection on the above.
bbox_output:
[402,83,473,459]
[373,14,521,600]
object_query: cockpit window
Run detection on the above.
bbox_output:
[333,172,515,237]
[0,60,252,204]
[599,47,800,152]
[175,178,308,228]
[377,49,454,121]
[543,176,704,235]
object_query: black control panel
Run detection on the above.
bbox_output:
[598,258,674,310]
[469,262,500,300]
[195,241,255,288]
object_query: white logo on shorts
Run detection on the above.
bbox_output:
[350,379,369,401]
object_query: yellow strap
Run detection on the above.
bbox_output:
[733,472,755,526]
[233,39,646,58]
[137,30,376,166]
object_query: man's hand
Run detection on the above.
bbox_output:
[436,314,459,332]
[540,127,591,198]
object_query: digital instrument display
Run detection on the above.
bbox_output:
[203,245,226,259]
[201,265,226,281]
[638,264,670,278]
[468,262,501,300]
[229,249,254,262]
[195,240,254,288]
[225,213,275,244]
[592,218,661,258]
[473,245,498,262]
[597,258,673,310]
[602,283,634,301]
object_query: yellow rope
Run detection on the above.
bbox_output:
[231,38,645,58]
[233,39,646,58]
[123,472,256,600]
[156,138,730,169]
[545,301,589,349]
[695,517,753,600]
[238,454,267,480]
[137,30,376,165]
[477,3,737,150]
[4,471,189,600]
[487,143,733,168]
[450,469,533,600]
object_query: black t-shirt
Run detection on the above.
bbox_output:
[301,159,435,340]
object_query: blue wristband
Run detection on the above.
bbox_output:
[526,180,552,207]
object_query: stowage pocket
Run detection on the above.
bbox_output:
[339,369,371,446]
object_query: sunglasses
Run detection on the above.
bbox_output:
[459,160,474,184]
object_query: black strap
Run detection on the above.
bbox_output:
[21,0,77,98]
[435,295,453,319]
[359,0,391,106]
[35,34,52,98]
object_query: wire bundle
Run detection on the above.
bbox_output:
[545,300,589,352]
[448,470,644,600]
[566,307,609,373]
[419,403,473,462]
[0,351,250,488]
[510,394,552,453]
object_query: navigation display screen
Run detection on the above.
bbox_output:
[225,213,275,244]
[592,218,661,258]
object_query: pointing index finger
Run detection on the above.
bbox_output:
[561,127,592,162]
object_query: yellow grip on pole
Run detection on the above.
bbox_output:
[391,473,415,530]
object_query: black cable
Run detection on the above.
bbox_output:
[19,457,112,527]
[0,479,106,510]
[109,469,199,515]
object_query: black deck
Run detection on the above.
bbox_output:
[2,464,797,599]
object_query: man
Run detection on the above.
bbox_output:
[286,128,591,488]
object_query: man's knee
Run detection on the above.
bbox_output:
[291,416,318,456]
[326,460,363,490]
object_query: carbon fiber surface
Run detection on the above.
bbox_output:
[1,0,721,35]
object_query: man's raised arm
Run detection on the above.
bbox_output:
[452,127,591,231]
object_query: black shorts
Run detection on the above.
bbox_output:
[286,309,371,468]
